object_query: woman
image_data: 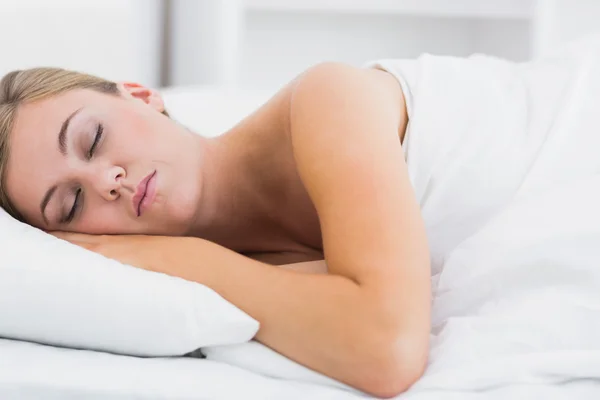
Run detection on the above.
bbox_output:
[0,62,430,397]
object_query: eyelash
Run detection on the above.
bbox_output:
[63,123,103,224]
[87,123,103,160]
[63,188,82,224]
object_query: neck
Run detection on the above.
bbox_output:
[188,132,267,251]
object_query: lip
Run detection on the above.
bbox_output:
[133,170,157,217]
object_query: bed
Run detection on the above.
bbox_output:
[4,36,600,398]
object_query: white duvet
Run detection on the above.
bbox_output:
[202,174,600,397]
[204,36,600,398]
[4,36,600,399]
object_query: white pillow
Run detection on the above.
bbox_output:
[0,202,258,357]
[160,85,273,137]
[0,86,270,356]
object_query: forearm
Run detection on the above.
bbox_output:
[279,260,328,274]
[152,236,422,395]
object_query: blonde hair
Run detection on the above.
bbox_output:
[0,67,167,222]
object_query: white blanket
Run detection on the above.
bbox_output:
[204,36,600,398]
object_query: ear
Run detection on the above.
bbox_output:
[117,82,165,113]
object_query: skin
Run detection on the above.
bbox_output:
[5,63,430,398]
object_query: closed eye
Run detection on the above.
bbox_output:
[62,187,82,224]
[87,123,103,159]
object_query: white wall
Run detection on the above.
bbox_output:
[168,0,535,90]
[532,0,600,58]
[168,0,243,87]
[1,0,600,91]
[0,0,164,87]
[240,11,531,90]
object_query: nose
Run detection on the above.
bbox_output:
[95,165,126,201]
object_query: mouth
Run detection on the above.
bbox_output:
[133,170,157,217]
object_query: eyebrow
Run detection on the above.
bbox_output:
[40,107,82,225]
[40,185,57,226]
[58,107,82,156]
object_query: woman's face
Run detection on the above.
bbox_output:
[5,84,203,235]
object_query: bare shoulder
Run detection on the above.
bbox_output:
[292,62,405,101]
[288,62,408,142]
[237,62,407,139]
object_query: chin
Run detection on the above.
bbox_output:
[163,197,200,236]
[156,173,202,236]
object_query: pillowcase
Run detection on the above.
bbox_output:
[0,207,259,356]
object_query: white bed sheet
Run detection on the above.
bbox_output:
[0,338,366,400]
[2,336,598,400]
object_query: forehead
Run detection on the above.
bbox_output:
[15,89,111,130]
[10,89,115,163]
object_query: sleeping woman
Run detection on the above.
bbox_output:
[0,61,431,397]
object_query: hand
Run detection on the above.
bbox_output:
[50,232,167,272]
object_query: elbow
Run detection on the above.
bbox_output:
[355,336,429,398]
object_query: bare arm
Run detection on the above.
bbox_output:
[243,249,328,273]
[280,260,328,274]
[285,62,431,395]
[55,63,430,398]
[129,234,426,397]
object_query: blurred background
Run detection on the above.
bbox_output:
[0,0,599,92]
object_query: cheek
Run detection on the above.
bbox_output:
[128,108,165,137]
[77,202,134,234]
[111,109,159,148]
[78,212,124,234]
